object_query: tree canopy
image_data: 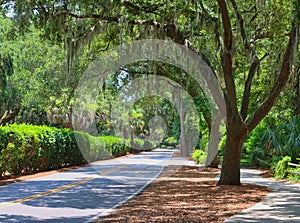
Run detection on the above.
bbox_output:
[0,0,299,185]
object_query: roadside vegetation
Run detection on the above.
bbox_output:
[0,124,155,178]
[0,0,299,185]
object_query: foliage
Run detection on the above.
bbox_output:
[218,135,227,157]
[142,140,156,151]
[192,149,207,164]
[287,169,300,182]
[0,124,85,175]
[247,116,300,168]
[0,16,20,125]
[100,136,127,157]
[274,156,291,179]
[0,0,299,185]
[0,124,153,176]
[195,128,209,151]
[272,156,300,182]
[161,136,177,148]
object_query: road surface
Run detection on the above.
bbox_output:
[0,149,186,223]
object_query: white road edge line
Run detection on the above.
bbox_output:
[84,151,174,223]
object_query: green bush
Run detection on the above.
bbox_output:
[124,138,155,152]
[133,138,144,151]
[161,137,177,148]
[287,168,300,182]
[274,156,291,179]
[246,116,300,168]
[1,125,42,175]
[0,124,156,177]
[192,149,207,164]
[0,124,88,174]
[143,140,156,151]
[100,136,128,157]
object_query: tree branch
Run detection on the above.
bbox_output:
[53,11,119,21]
[246,27,297,132]
[217,0,232,50]
[0,102,21,125]
[199,1,218,22]
[254,32,273,41]
[240,52,271,120]
[217,0,239,121]
[123,1,160,14]
[38,1,48,17]
[229,0,249,49]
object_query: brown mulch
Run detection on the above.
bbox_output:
[0,152,272,222]
[98,165,271,223]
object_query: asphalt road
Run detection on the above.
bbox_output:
[0,149,182,223]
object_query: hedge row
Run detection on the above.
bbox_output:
[0,124,155,176]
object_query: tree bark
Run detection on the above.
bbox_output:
[246,27,297,132]
[0,103,21,126]
[217,124,246,185]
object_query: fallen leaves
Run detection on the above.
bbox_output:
[98,166,270,223]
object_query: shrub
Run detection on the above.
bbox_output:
[0,124,88,174]
[274,156,291,179]
[124,138,155,152]
[1,125,41,175]
[0,124,156,177]
[132,138,144,151]
[192,149,207,164]
[143,140,156,151]
[100,136,128,157]
[161,137,177,148]
[247,116,300,168]
[2,142,24,175]
[62,129,87,166]
[287,168,300,182]
[0,125,89,175]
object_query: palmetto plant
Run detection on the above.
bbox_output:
[278,116,300,162]
[249,116,300,165]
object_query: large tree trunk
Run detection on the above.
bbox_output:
[216,0,297,185]
[217,126,246,185]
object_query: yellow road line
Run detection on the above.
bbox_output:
[0,165,125,209]
[0,151,164,210]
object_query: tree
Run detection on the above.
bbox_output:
[0,16,20,125]
[216,0,298,185]
[2,0,299,185]
[0,54,20,125]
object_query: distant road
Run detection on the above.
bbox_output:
[0,149,187,223]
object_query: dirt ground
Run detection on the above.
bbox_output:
[97,165,271,223]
